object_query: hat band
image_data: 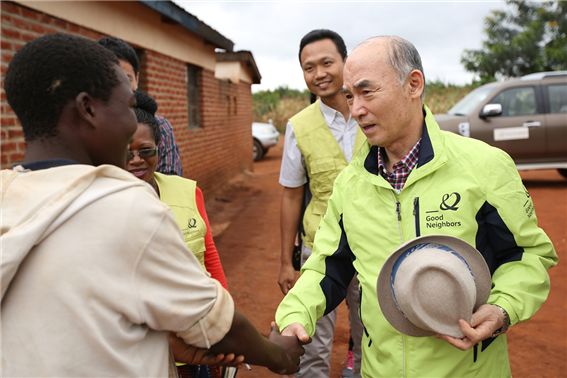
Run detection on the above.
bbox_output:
[389,243,476,322]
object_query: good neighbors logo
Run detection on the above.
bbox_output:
[425,192,462,230]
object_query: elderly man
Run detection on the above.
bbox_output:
[276,36,557,377]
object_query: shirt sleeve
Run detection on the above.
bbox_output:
[195,186,229,291]
[276,176,353,336]
[134,198,233,347]
[483,150,558,326]
[279,121,307,188]
[155,115,184,177]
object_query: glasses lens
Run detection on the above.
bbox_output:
[138,148,158,159]
[127,151,135,160]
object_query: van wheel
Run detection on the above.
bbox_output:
[253,139,264,162]
[558,169,567,179]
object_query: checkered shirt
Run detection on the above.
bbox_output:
[155,115,183,176]
[378,138,421,193]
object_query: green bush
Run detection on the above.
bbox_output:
[253,82,483,131]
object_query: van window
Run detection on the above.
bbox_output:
[548,84,567,113]
[489,87,537,117]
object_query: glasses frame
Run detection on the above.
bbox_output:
[127,148,159,161]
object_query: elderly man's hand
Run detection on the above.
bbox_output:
[435,304,507,351]
[169,332,245,367]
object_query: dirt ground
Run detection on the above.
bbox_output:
[205,139,567,378]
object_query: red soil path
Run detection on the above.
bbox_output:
[205,139,566,378]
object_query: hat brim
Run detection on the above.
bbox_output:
[377,235,491,337]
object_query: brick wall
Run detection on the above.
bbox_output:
[1,1,105,166]
[1,1,253,197]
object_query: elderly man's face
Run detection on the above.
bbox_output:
[342,43,414,148]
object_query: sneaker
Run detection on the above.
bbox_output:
[341,350,354,378]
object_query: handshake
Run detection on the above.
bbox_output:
[170,314,309,375]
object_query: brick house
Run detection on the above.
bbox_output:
[1,0,261,197]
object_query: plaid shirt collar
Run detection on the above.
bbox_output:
[378,138,422,193]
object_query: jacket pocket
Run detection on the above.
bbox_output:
[310,157,336,193]
[359,285,372,347]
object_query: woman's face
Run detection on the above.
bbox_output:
[126,123,158,184]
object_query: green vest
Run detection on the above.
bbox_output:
[154,172,207,268]
[291,100,366,249]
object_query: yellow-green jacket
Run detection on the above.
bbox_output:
[292,100,366,249]
[277,106,557,377]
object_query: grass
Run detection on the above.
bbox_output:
[254,97,310,133]
[253,81,480,132]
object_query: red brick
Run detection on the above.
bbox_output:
[13,17,30,29]
[31,24,45,34]
[2,54,13,64]
[21,8,39,20]
[1,41,12,51]
[1,14,11,23]
[2,28,20,39]
[1,154,8,164]
[8,129,23,138]
[1,2,21,15]
[2,142,16,151]
[9,152,25,162]
[44,27,57,35]
[51,18,68,30]
[17,141,26,150]
[68,24,80,33]
[1,117,15,126]
[14,43,24,51]
[40,14,52,24]
[22,33,35,42]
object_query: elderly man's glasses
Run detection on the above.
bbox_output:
[128,148,158,160]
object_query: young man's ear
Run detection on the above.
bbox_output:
[75,92,97,128]
[407,70,424,100]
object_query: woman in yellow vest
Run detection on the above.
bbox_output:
[126,91,228,378]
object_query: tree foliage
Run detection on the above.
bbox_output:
[462,0,567,84]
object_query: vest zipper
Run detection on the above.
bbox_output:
[413,197,420,237]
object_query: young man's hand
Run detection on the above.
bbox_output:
[170,332,245,367]
[267,322,307,374]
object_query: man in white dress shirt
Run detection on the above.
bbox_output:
[278,29,365,378]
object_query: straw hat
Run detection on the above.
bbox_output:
[377,235,491,338]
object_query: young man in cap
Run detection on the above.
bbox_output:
[276,35,557,377]
[278,29,365,378]
[97,36,183,176]
[1,32,303,377]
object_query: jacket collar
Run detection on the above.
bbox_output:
[354,105,447,190]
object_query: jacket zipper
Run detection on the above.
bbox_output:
[413,197,420,237]
[389,191,405,376]
[390,191,403,244]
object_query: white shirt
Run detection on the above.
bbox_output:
[2,165,233,377]
[279,101,359,188]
